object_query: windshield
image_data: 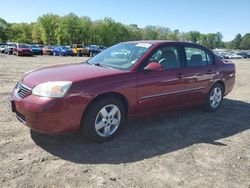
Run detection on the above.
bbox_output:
[87,42,152,70]
[62,46,71,50]
[19,44,29,48]
[90,45,98,49]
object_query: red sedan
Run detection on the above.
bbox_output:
[9,41,236,142]
[13,43,33,56]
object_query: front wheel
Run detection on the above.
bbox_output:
[205,83,224,112]
[81,98,125,142]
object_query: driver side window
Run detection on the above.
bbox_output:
[146,46,181,70]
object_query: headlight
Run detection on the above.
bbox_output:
[32,81,72,98]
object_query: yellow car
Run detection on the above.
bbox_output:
[70,44,89,56]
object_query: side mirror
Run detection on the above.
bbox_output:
[144,62,164,72]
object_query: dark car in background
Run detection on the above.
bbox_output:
[29,45,43,55]
[5,43,16,55]
[52,46,73,56]
[9,41,236,142]
[13,43,33,56]
[87,45,102,57]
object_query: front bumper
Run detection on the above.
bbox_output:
[32,50,42,55]
[10,86,90,134]
[18,51,33,56]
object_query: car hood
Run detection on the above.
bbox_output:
[32,47,41,50]
[22,63,124,87]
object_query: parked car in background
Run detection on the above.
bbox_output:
[5,43,16,55]
[87,45,102,57]
[13,43,33,56]
[237,52,250,58]
[52,46,73,56]
[221,52,243,59]
[98,46,106,52]
[0,44,6,53]
[42,46,54,55]
[9,41,236,142]
[230,53,244,59]
[214,52,225,59]
[71,44,88,56]
[29,45,43,55]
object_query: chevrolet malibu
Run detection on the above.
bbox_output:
[9,41,236,142]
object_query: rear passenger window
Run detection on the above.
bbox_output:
[185,47,213,67]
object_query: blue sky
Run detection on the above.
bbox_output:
[0,0,249,41]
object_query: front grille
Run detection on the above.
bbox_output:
[16,82,31,99]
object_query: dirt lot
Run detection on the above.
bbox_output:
[0,54,249,188]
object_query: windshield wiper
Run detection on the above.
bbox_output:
[94,63,114,69]
[85,61,114,69]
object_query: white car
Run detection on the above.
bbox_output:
[230,53,244,59]
[0,45,6,53]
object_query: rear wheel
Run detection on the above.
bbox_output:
[81,98,125,142]
[205,83,224,112]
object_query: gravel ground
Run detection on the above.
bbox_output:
[0,54,249,188]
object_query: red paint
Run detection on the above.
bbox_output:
[10,41,236,134]
[13,44,33,56]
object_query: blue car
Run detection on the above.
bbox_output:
[30,45,43,55]
[52,46,73,56]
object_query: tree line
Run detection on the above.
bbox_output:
[0,13,249,49]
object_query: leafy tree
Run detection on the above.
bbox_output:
[38,13,60,44]
[187,31,201,43]
[79,16,92,45]
[0,15,232,48]
[142,26,159,40]
[239,33,250,49]
[7,23,32,43]
[32,23,43,43]
[215,32,223,47]
[0,18,8,42]
[231,33,242,49]
[126,24,143,41]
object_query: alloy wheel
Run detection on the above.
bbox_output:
[95,104,121,137]
[209,87,222,108]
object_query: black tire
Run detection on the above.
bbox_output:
[204,83,224,112]
[81,97,125,142]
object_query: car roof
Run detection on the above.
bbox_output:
[123,40,212,51]
[126,40,205,45]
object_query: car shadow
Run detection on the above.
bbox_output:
[31,98,250,164]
